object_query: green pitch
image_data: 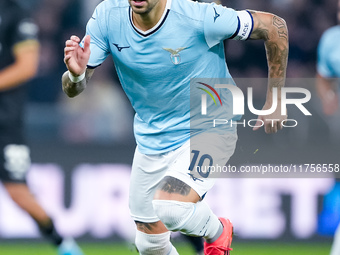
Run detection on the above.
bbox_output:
[0,241,332,255]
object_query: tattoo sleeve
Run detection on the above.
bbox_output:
[248,11,289,100]
[61,68,94,98]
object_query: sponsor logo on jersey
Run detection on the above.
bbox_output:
[113,43,130,52]
[163,47,187,65]
[213,7,220,22]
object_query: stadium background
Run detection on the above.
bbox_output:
[1,0,339,254]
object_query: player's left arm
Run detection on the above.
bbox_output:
[0,40,40,92]
[248,11,289,134]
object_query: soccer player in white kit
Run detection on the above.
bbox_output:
[62,0,288,254]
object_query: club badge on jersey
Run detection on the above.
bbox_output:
[163,47,188,65]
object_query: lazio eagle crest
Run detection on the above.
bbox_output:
[163,47,187,65]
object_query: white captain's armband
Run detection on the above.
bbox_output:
[230,10,254,41]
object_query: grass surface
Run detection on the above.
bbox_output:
[0,241,332,255]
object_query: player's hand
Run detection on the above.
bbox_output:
[321,91,339,115]
[64,35,91,76]
[253,101,287,134]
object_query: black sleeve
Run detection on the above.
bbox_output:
[9,6,39,47]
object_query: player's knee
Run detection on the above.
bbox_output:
[135,230,173,255]
[152,200,195,232]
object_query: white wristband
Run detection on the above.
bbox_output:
[68,71,85,83]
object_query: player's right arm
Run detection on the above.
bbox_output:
[203,5,288,133]
[62,35,94,98]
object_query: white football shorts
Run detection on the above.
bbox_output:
[129,132,238,223]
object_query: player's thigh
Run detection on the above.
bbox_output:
[155,132,238,201]
[129,146,171,223]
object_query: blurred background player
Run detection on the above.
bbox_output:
[316,0,340,254]
[0,1,83,254]
[317,0,340,119]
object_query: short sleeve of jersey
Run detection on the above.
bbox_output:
[83,6,110,68]
[317,30,334,78]
[204,5,253,48]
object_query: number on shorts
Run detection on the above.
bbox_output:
[188,150,213,178]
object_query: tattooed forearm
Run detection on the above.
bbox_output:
[62,68,94,98]
[268,79,285,94]
[266,41,288,77]
[248,11,288,100]
[265,16,288,79]
[157,176,191,196]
